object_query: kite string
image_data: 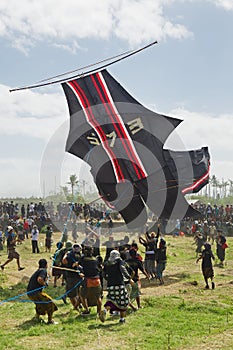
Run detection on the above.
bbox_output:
[96,180,204,208]
[35,48,136,84]
[9,40,158,92]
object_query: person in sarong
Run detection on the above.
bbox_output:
[102,250,134,323]
[79,246,104,319]
[139,229,159,279]
[27,259,58,324]
[45,225,53,253]
[62,243,84,310]
[216,229,227,267]
[196,242,215,289]
[126,248,150,309]
[156,238,167,285]
[1,226,24,271]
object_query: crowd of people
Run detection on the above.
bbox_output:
[0,199,232,325]
[181,202,233,234]
[27,224,166,325]
[0,200,112,230]
[0,214,167,324]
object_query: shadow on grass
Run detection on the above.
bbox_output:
[140,272,193,290]
[17,317,48,330]
[88,320,125,330]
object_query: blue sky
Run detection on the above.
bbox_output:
[0,0,232,197]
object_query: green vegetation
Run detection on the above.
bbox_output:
[1,172,233,208]
[1,235,233,349]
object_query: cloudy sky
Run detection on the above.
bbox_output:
[0,0,232,198]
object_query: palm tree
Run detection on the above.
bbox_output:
[211,175,218,199]
[81,179,88,196]
[221,179,229,198]
[61,186,69,198]
[228,179,233,196]
[67,174,79,198]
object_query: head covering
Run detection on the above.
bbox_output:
[159,238,166,247]
[72,243,82,251]
[109,249,120,262]
[7,226,13,232]
[65,241,72,249]
[204,242,211,250]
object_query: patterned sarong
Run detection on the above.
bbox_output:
[105,284,129,311]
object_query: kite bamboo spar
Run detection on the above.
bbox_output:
[9,40,157,92]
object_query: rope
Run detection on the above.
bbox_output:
[0,286,44,305]
[0,279,83,305]
[0,203,79,306]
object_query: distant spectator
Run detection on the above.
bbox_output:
[31,225,40,254]
[61,224,68,243]
[1,226,24,271]
[108,216,113,235]
[45,225,53,253]
[197,242,215,289]
[23,218,29,239]
[216,229,227,267]
[0,226,4,250]
[156,238,167,285]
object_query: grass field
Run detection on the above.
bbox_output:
[1,232,233,350]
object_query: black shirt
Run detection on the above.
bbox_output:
[80,256,99,278]
[27,268,47,296]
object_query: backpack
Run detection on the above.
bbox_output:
[52,247,67,266]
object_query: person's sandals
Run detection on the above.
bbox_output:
[47,320,58,325]
[81,310,90,316]
[99,309,107,323]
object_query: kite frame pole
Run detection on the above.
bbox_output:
[9,40,157,92]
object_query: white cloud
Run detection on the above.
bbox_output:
[0,0,192,52]
[0,84,67,140]
[166,107,233,180]
[53,41,87,54]
[113,0,192,45]
[214,0,233,10]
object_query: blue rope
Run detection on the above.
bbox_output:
[0,203,79,306]
[0,286,44,305]
[0,279,83,305]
